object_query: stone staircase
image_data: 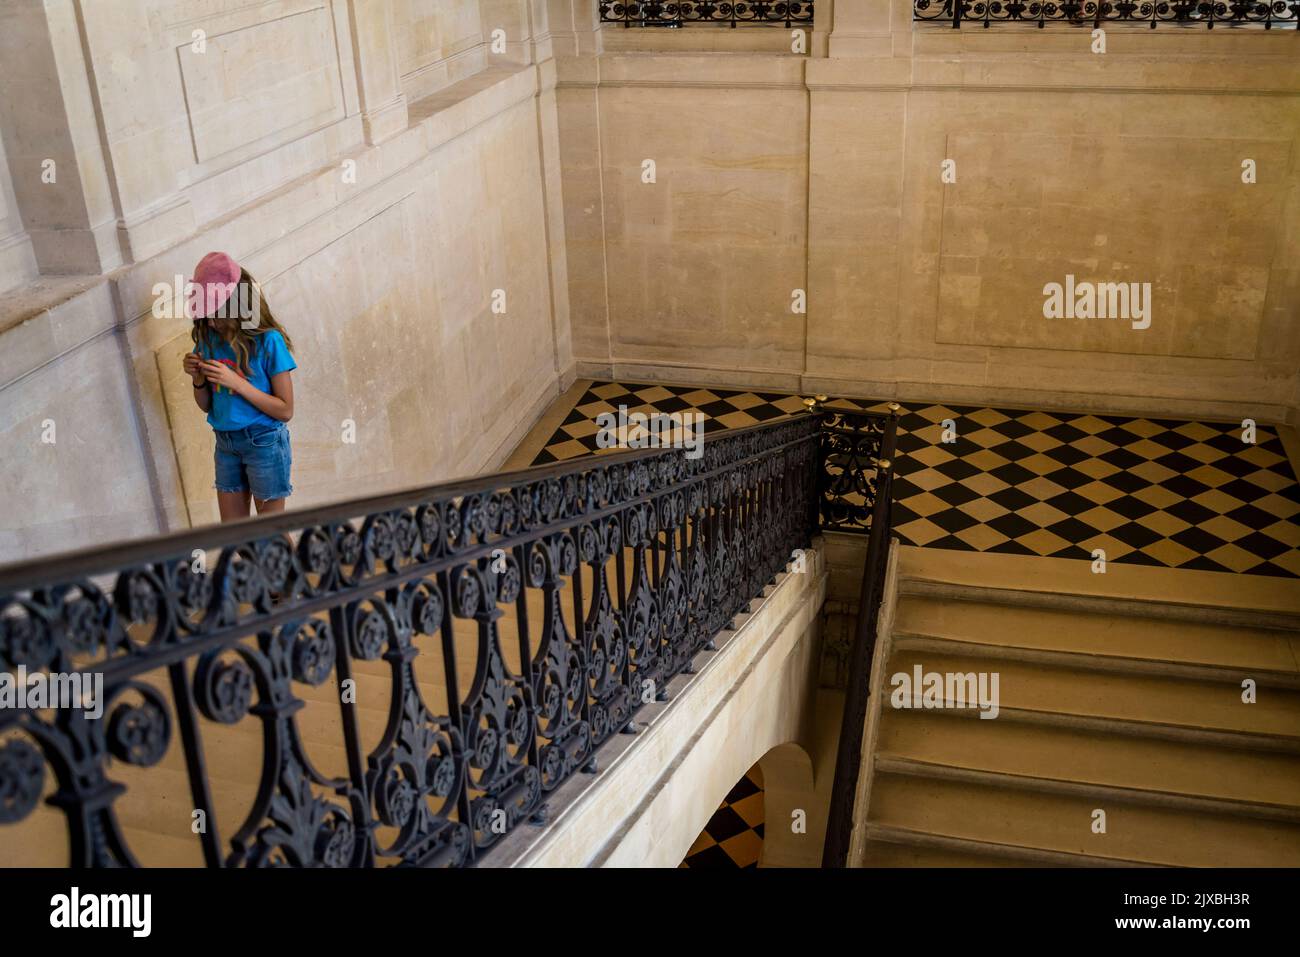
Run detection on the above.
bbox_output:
[853,549,1300,867]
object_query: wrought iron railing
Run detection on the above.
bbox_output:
[0,412,851,867]
[915,0,1300,28]
[819,405,899,868]
[600,1,815,27]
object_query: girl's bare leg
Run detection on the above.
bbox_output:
[217,490,252,522]
[254,497,287,516]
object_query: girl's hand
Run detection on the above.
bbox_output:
[182,352,206,386]
[198,359,244,393]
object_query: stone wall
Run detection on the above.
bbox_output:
[558,3,1300,423]
[0,0,583,560]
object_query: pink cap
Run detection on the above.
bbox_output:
[188,251,241,319]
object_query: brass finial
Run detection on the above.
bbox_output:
[877,457,892,471]
[887,402,900,414]
[802,396,818,413]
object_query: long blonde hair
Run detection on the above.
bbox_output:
[191,268,294,376]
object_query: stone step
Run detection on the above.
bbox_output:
[867,773,1300,867]
[877,707,1300,809]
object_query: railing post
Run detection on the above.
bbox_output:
[821,403,898,868]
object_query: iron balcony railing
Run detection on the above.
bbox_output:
[0,405,894,868]
[916,0,1300,28]
[600,1,814,27]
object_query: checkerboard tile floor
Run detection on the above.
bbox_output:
[680,764,764,868]
[531,382,1300,578]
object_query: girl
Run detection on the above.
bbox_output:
[182,252,297,522]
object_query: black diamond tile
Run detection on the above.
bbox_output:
[1109,522,1164,549]
[1105,496,1159,521]
[987,512,1041,539]
[703,805,750,843]
[725,776,760,804]
[988,486,1039,513]
[1045,517,1099,546]
[989,463,1038,487]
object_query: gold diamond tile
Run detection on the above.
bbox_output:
[962,472,1011,497]
[958,498,1012,523]
[1022,453,1066,476]
[1130,460,1178,485]
[966,408,1011,427]
[905,468,953,493]
[1020,501,1071,528]
[1071,415,1113,435]
[546,438,592,461]
[955,524,1012,550]
[1121,419,1165,438]
[720,393,765,411]
[774,395,807,412]
[905,492,951,518]
[1020,432,1065,453]
[1016,528,1073,556]
[967,427,1013,450]
[575,398,617,418]
[1240,445,1286,469]
[1262,521,1300,549]
[1192,488,1246,514]
[1017,411,1065,431]
[910,445,958,467]
[1133,485,1182,510]
[719,830,763,868]
[1253,493,1300,521]
[1077,505,1129,532]
[1072,435,1118,457]
[1074,458,1121,481]
[1200,515,1254,543]
[730,792,765,827]
[1127,438,1172,460]
[1182,443,1229,466]
[591,383,630,400]
[1073,480,1125,505]
[1140,538,1200,568]
[714,410,761,429]
[1204,543,1265,573]
[895,518,950,546]
[907,423,947,446]
[631,385,674,403]
[915,405,960,424]
[1245,469,1293,494]
[1186,464,1236,489]
[1020,476,1069,501]
[685,830,717,857]
[1136,511,1192,537]
[966,449,1013,472]
[562,418,601,439]
[1268,549,1300,576]
[1173,421,1220,442]
[1077,534,1137,561]
[677,389,722,406]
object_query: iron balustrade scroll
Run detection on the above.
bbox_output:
[915,0,1300,27]
[0,414,823,868]
[818,405,899,868]
[600,2,815,27]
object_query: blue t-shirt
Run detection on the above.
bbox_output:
[198,330,297,432]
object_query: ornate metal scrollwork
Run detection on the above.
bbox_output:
[916,0,1299,28]
[0,411,833,866]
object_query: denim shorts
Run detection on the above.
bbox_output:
[214,422,293,501]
